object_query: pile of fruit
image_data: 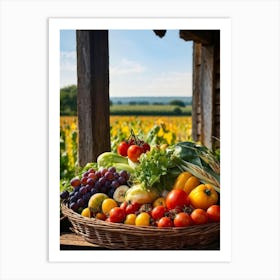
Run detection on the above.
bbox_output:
[60,132,220,228]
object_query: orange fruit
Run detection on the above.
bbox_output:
[95,212,107,220]
[124,214,136,225]
[101,198,118,215]
[152,197,166,208]
[135,212,150,226]
[81,207,91,218]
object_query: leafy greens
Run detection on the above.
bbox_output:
[133,141,220,193]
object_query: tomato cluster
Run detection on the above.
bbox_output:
[117,131,150,162]
[150,205,192,228]
[120,201,141,215]
[150,188,220,227]
[150,203,220,228]
[102,189,220,228]
[73,170,220,229]
[80,189,220,228]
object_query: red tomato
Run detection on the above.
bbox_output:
[120,201,128,211]
[206,205,220,222]
[132,202,141,211]
[165,189,189,211]
[109,207,126,223]
[125,202,141,215]
[157,217,173,228]
[190,208,209,225]
[173,212,192,227]
[151,206,167,220]
[117,141,130,157]
[127,145,143,162]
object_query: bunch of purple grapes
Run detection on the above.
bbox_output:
[60,167,130,212]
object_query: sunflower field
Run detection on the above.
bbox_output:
[60,116,192,181]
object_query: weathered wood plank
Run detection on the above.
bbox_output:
[76,30,110,166]
[191,34,220,149]
[215,104,220,114]
[192,43,202,142]
[213,34,220,146]
[197,121,201,135]
[180,30,216,45]
[60,233,98,247]
[153,30,167,38]
[215,89,220,104]
[200,44,214,149]
[215,60,220,74]
[60,232,219,250]
[215,73,220,89]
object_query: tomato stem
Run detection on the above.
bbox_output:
[129,128,143,146]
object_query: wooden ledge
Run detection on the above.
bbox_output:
[60,232,220,251]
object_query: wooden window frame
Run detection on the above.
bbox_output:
[76,29,220,166]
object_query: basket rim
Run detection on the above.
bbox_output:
[61,201,220,234]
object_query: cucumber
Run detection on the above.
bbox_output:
[113,185,129,203]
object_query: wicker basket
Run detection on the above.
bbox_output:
[61,202,220,250]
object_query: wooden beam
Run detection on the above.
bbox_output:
[213,32,220,149]
[180,30,217,45]
[192,43,202,142]
[153,30,167,38]
[191,32,220,149]
[200,44,215,149]
[76,30,110,166]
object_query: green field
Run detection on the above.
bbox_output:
[110,104,192,116]
[60,85,192,116]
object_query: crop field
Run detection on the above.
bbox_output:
[60,115,192,180]
[110,104,192,116]
[110,115,192,145]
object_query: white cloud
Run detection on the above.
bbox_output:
[152,71,192,88]
[148,72,192,96]
[60,51,192,96]
[110,58,145,76]
[110,71,192,97]
[60,51,77,87]
[149,71,192,96]
[60,51,76,71]
[61,51,76,60]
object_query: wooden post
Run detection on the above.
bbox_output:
[213,32,220,149]
[76,30,110,166]
[192,42,216,149]
[200,44,215,149]
[192,43,202,142]
[181,30,220,150]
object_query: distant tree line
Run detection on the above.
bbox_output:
[127,100,186,107]
[60,85,77,116]
[60,85,190,116]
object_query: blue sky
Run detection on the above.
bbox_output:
[60,30,193,97]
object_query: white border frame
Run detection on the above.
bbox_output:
[49,18,231,262]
